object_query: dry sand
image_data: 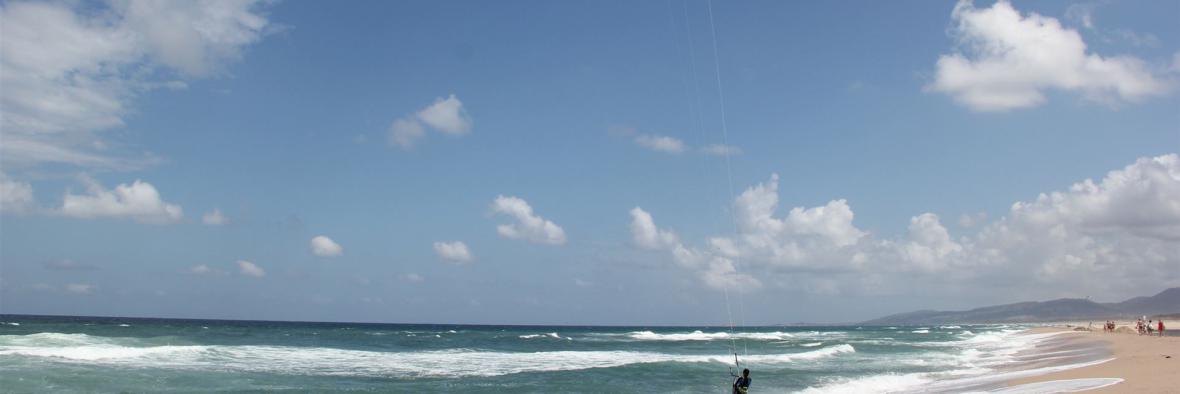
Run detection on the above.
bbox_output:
[1006,324,1179,393]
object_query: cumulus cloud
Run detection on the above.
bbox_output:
[387,118,426,149]
[928,0,1172,111]
[433,241,474,263]
[386,95,472,149]
[0,173,34,213]
[898,213,963,272]
[629,206,762,290]
[191,264,212,275]
[237,260,265,277]
[631,154,1180,300]
[202,208,228,225]
[634,134,687,154]
[416,94,472,135]
[958,212,988,228]
[310,236,343,257]
[59,178,182,224]
[0,0,275,169]
[491,196,567,245]
[629,207,680,250]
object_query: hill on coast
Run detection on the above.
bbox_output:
[863,288,1180,325]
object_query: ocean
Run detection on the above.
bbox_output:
[0,315,1110,393]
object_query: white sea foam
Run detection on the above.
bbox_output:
[800,372,931,394]
[519,332,562,339]
[624,330,795,341]
[801,357,1114,394]
[912,329,930,334]
[0,333,856,378]
[938,325,961,329]
[117,324,130,327]
[988,378,1122,393]
[801,342,823,347]
[2,322,19,326]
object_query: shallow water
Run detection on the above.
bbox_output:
[0,315,1101,393]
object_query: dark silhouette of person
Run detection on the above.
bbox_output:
[732,368,751,394]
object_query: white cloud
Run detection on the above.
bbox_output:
[433,241,474,263]
[310,236,343,257]
[1066,3,1160,48]
[1064,2,1095,29]
[898,213,963,272]
[491,196,567,245]
[0,173,34,213]
[387,118,426,149]
[634,134,686,154]
[928,0,1172,111]
[202,208,228,225]
[574,278,593,288]
[386,95,472,149]
[700,144,743,156]
[727,174,865,259]
[631,154,1180,300]
[629,207,680,250]
[404,273,424,282]
[191,264,212,274]
[65,283,95,294]
[59,178,182,224]
[0,0,275,169]
[958,212,987,228]
[629,206,762,290]
[237,260,265,277]
[416,94,472,135]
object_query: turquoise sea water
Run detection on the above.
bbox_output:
[0,315,1106,393]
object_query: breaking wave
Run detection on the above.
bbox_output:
[624,330,797,341]
[0,333,855,378]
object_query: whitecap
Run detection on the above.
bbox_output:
[519,332,562,340]
[626,330,795,341]
[800,342,823,347]
[911,329,930,334]
[800,372,931,394]
[0,332,856,378]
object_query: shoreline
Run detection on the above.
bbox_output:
[1004,324,1178,393]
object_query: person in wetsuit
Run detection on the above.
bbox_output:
[732,368,751,394]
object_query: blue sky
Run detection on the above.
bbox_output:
[1,0,1178,325]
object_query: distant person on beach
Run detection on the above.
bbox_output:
[733,368,751,394]
[1160,320,1166,337]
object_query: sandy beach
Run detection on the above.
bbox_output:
[1006,324,1179,393]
